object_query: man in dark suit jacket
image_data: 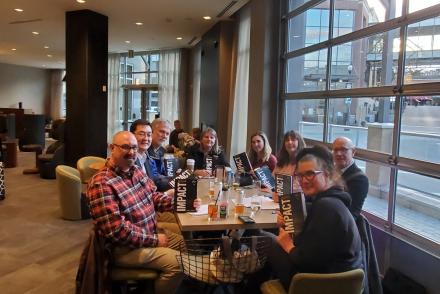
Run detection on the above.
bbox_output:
[333,137,369,219]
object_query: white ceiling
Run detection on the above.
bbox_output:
[0,0,248,69]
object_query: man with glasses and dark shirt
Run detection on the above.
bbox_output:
[87,131,184,294]
[130,119,158,180]
[332,137,369,219]
[148,118,171,191]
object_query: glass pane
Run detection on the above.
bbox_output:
[286,49,328,93]
[395,170,440,243]
[289,0,314,12]
[288,2,331,52]
[409,0,440,14]
[333,0,402,39]
[284,99,325,141]
[328,97,395,152]
[149,73,159,84]
[129,90,142,122]
[150,54,159,71]
[359,159,390,220]
[404,16,440,84]
[132,73,147,85]
[147,91,159,122]
[330,29,400,89]
[400,96,440,163]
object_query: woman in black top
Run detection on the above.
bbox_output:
[269,145,363,290]
[186,127,229,177]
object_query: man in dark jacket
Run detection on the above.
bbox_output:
[333,137,369,219]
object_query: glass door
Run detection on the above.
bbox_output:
[121,84,159,130]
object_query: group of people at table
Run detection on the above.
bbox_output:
[86,118,370,294]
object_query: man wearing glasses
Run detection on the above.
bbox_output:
[87,131,184,294]
[130,119,158,179]
[332,137,369,219]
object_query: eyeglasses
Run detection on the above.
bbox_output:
[135,131,150,138]
[295,170,324,181]
[113,144,138,152]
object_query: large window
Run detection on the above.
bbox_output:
[282,0,440,253]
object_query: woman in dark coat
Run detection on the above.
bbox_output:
[269,145,363,290]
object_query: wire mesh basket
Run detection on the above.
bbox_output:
[177,235,272,285]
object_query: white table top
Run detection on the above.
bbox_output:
[176,178,278,232]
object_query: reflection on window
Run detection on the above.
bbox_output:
[285,99,325,140]
[395,170,440,243]
[356,159,389,220]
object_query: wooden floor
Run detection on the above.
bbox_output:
[0,151,91,294]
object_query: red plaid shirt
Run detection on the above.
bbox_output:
[87,162,173,248]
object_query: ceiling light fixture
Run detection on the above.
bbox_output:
[11,48,17,51]
[203,16,211,20]
[76,0,86,3]
[32,31,39,35]
[44,46,49,49]
[176,37,183,40]
[135,22,143,26]
[14,8,24,12]
[125,40,131,44]
[47,54,52,58]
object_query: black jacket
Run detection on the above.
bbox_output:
[289,186,363,274]
[186,143,230,170]
[342,162,369,219]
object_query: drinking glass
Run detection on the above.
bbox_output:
[250,195,262,218]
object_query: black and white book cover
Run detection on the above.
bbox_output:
[174,177,197,212]
[168,169,193,188]
[254,165,276,190]
[164,157,179,177]
[233,152,253,174]
[279,192,307,237]
[275,173,293,197]
[205,155,213,176]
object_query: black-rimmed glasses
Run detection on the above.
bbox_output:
[113,144,138,152]
[295,170,324,181]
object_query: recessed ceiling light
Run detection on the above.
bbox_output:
[47,54,52,58]
[42,65,46,67]
[135,22,143,26]
[44,46,49,49]
[125,40,131,44]
[32,31,39,35]
[76,0,86,3]
[176,37,183,40]
[203,16,211,20]
[11,48,17,51]
[14,8,24,12]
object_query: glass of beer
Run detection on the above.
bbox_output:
[208,203,218,221]
[234,203,245,216]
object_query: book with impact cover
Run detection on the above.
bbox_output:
[254,165,276,190]
[164,157,179,177]
[275,173,293,197]
[279,192,307,238]
[233,152,253,174]
[174,177,197,212]
[168,169,193,189]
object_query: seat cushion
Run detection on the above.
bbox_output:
[261,279,287,294]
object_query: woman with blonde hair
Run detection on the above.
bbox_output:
[248,131,277,172]
[186,127,229,177]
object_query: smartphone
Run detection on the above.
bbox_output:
[238,215,255,224]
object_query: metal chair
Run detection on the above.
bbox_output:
[177,235,272,293]
[261,269,365,294]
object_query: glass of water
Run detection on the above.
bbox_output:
[250,195,262,218]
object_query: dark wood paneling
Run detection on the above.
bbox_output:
[65,10,108,166]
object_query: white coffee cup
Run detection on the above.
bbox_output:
[186,159,195,171]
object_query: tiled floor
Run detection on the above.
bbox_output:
[0,151,91,294]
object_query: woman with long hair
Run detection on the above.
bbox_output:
[274,130,306,176]
[248,131,277,172]
[186,127,229,177]
[268,145,362,290]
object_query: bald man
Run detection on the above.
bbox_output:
[332,137,369,219]
[86,131,183,294]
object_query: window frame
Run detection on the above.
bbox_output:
[280,0,440,256]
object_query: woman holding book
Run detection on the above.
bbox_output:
[186,127,229,177]
[248,131,277,172]
[272,131,306,202]
[267,145,362,290]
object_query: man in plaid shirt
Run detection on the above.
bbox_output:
[87,131,183,294]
